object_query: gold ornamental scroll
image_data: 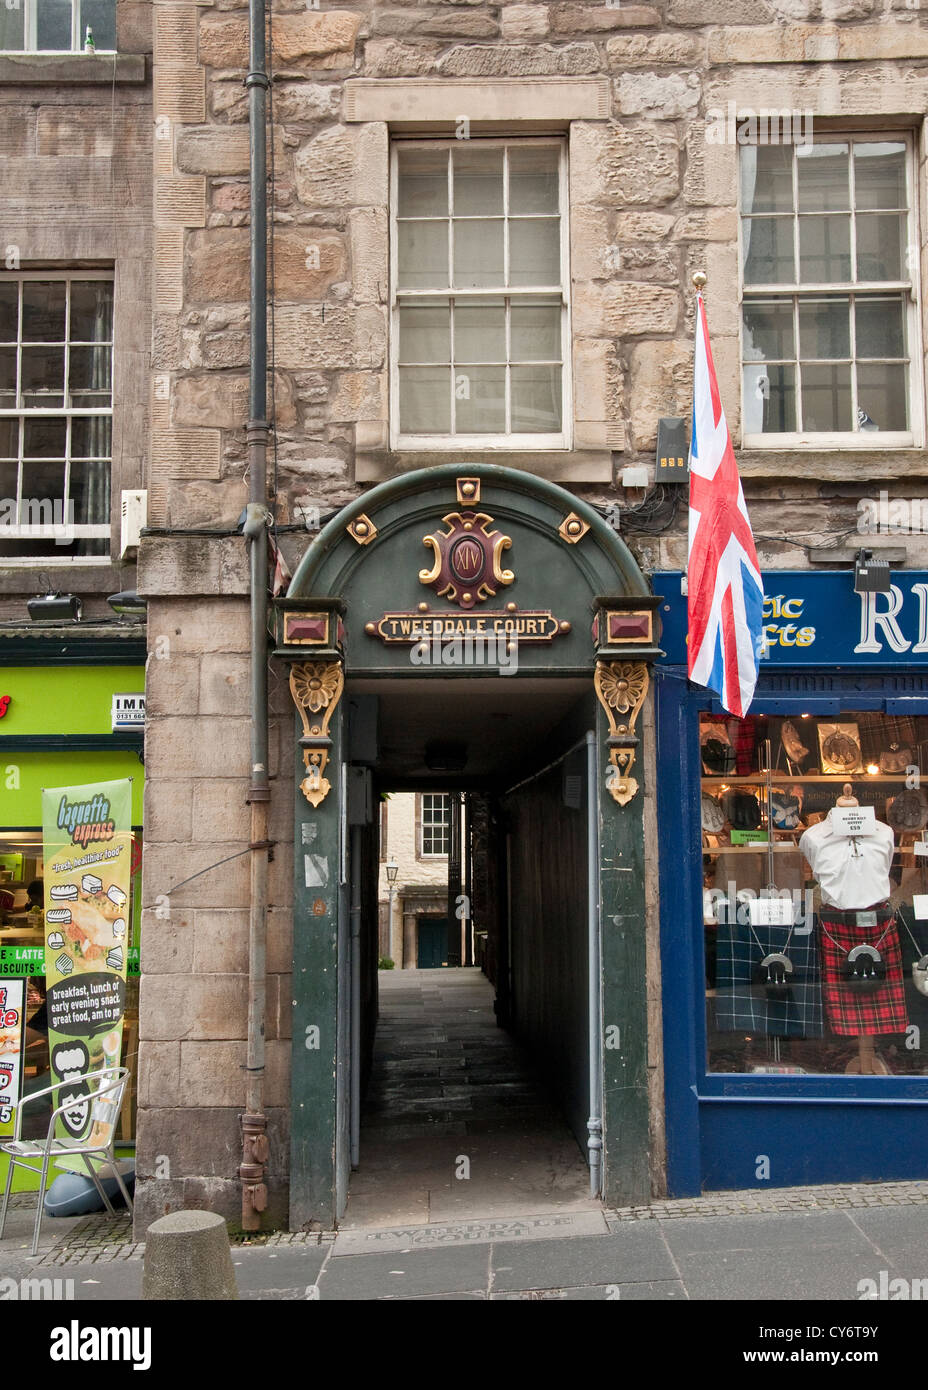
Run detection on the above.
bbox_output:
[594,661,649,807]
[290,661,345,808]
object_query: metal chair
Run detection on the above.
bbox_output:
[0,1066,133,1256]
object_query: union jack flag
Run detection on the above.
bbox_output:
[687,294,764,717]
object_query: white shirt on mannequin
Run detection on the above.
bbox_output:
[799,809,895,910]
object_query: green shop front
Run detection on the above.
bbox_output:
[0,630,144,1186]
[273,465,664,1229]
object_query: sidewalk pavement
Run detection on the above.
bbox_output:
[4,1180,928,1301]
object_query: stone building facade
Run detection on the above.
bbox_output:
[132,0,928,1229]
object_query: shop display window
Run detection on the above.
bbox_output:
[701,711,928,1076]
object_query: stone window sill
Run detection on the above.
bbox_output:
[0,53,145,83]
[356,448,613,484]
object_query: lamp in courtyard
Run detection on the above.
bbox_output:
[385,860,399,963]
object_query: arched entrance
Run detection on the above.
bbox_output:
[273,465,662,1229]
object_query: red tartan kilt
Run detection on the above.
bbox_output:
[819,912,908,1036]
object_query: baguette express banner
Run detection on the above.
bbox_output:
[42,779,132,1142]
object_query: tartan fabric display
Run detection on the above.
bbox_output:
[818,907,907,1036]
[714,914,823,1037]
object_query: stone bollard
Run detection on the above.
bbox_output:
[142,1210,239,1300]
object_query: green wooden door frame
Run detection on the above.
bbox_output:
[279,464,662,1229]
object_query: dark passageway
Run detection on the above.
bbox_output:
[343,968,597,1228]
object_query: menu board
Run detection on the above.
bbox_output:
[41,780,132,1143]
[0,979,25,1137]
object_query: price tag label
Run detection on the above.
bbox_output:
[748,896,795,927]
[831,805,877,837]
[914,841,928,858]
[913,895,928,921]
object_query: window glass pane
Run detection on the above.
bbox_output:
[22,282,66,341]
[398,302,450,364]
[801,361,852,430]
[511,300,561,361]
[397,148,447,218]
[703,710,928,1078]
[454,365,505,434]
[20,346,64,403]
[21,461,65,510]
[452,147,503,216]
[453,219,503,288]
[0,4,25,50]
[0,462,18,505]
[797,143,849,211]
[37,0,73,49]
[510,364,561,433]
[854,142,907,211]
[742,300,795,361]
[399,367,449,434]
[798,215,851,283]
[69,282,113,342]
[0,421,18,457]
[509,218,560,287]
[856,213,905,282]
[0,284,18,342]
[0,347,16,393]
[454,301,505,363]
[743,217,793,284]
[741,145,793,216]
[856,362,908,432]
[70,459,110,524]
[80,0,116,50]
[798,297,850,360]
[70,416,112,458]
[509,146,559,215]
[856,296,906,360]
[742,362,796,433]
[69,345,112,393]
[397,221,448,291]
[23,418,66,457]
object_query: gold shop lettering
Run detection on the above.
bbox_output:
[761,595,816,654]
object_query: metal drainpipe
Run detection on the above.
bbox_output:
[586,730,603,1199]
[240,0,271,1232]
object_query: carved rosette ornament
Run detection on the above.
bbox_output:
[290,661,345,808]
[594,661,650,807]
[420,511,514,609]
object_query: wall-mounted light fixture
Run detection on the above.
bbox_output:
[26,592,82,622]
[854,549,891,595]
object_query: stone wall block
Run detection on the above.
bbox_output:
[137,1043,181,1109]
[683,122,737,209]
[139,908,194,974]
[570,203,612,282]
[372,8,498,38]
[669,0,772,22]
[273,82,342,124]
[293,123,388,209]
[603,283,679,337]
[550,4,661,34]
[199,10,359,69]
[571,122,679,206]
[142,598,250,655]
[190,779,251,843]
[606,33,704,67]
[615,71,701,119]
[145,652,201,718]
[349,206,388,305]
[629,338,694,450]
[199,653,252,718]
[362,38,443,77]
[144,838,251,912]
[438,43,601,77]
[193,909,250,976]
[143,779,194,845]
[501,6,549,39]
[267,906,293,976]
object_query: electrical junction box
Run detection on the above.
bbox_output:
[120,490,147,557]
[656,417,689,482]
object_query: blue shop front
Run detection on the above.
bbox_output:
[655,570,928,1194]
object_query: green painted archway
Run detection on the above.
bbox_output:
[275,465,662,1229]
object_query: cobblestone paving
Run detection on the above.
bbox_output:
[23,1177,928,1264]
[605,1180,928,1224]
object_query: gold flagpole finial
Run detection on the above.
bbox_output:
[692,271,707,291]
